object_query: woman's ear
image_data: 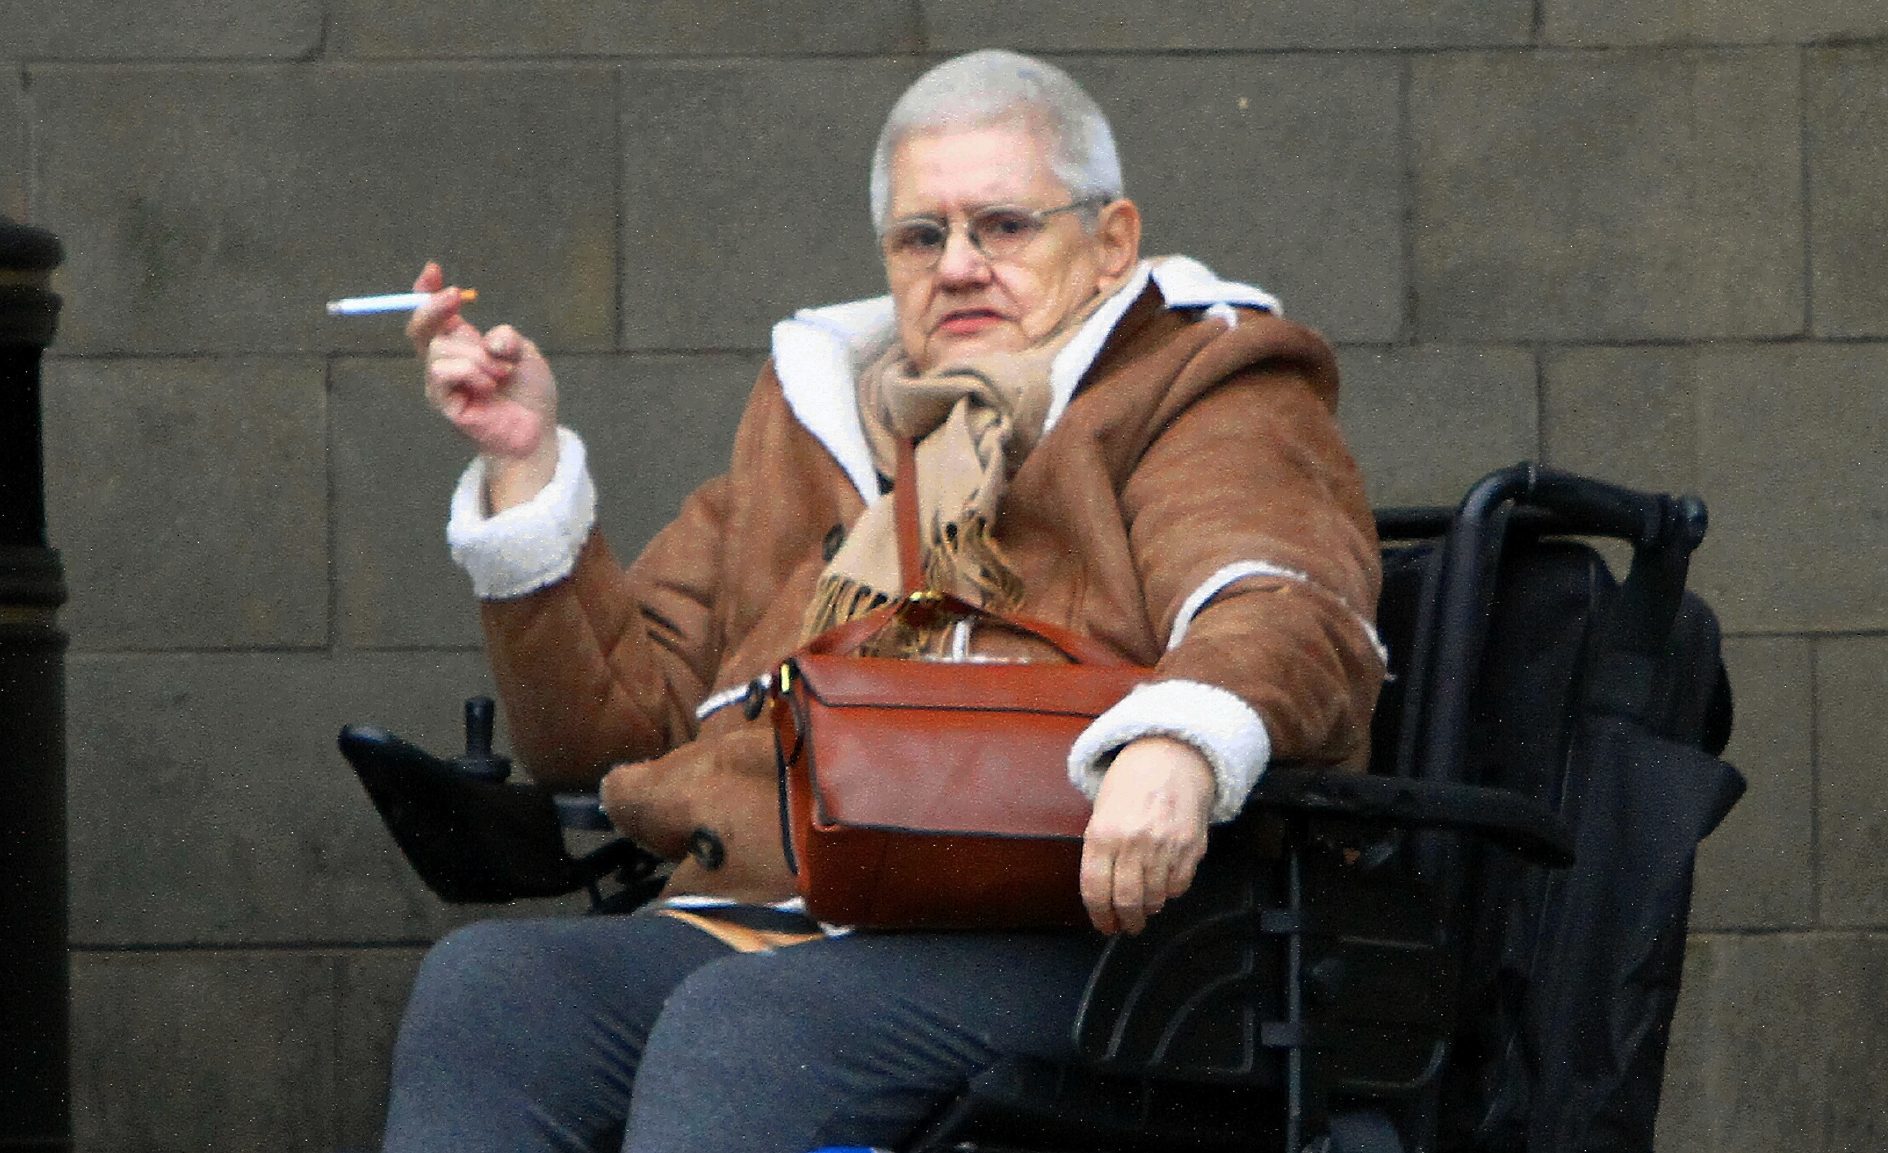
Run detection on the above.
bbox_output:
[1094,198,1143,282]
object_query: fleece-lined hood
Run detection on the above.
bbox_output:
[770,257,1281,504]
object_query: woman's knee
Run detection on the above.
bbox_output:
[651,949,825,1047]
[396,914,735,1070]
[411,919,545,1003]
[627,949,970,1153]
[396,919,587,1056]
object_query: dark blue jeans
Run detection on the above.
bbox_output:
[380,911,1105,1153]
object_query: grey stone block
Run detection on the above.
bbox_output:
[332,358,490,651]
[922,0,1532,49]
[72,950,338,1152]
[1412,50,1804,342]
[333,0,921,57]
[1335,344,1538,507]
[1544,343,1888,634]
[1820,935,1888,1150]
[1657,934,1822,1151]
[1537,344,1723,618]
[1688,345,1888,634]
[1542,346,1700,495]
[619,59,923,351]
[1816,636,1888,927]
[563,353,763,554]
[1809,46,1888,337]
[1659,933,1888,1151]
[0,1,321,60]
[1688,637,1814,931]
[1,63,23,222]
[1546,0,1888,46]
[30,65,616,355]
[1077,56,1405,344]
[66,650,584,947]
[41,358,330,651]
[335,948,427,1150]
[333,352,759,648]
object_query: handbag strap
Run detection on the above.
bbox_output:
[895,436,923,597]
[802,593,1129,666]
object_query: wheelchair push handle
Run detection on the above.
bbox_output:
[1459,462,1706,553]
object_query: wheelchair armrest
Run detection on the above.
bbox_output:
[339,722,668,907]
[554,793,612,831]
[1246,766,1575,867]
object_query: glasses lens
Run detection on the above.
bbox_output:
[969,208,1044,259]
[884,220,948,266]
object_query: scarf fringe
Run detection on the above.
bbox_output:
[802,572,942,657]
[803,573,893,641]
[800,515,1025,658]
[922,512,1023,615]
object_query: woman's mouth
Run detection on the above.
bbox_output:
[938,309,1004,335]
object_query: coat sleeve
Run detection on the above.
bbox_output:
[469,469,733,790]
[449,379,773,790]
[1068,349,1384,821]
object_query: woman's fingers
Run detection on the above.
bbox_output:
[427,363,541,453]
[1086,831,1179,936]
[410,261,443,294]
[425,351,551,459]
[1111,845,1156,936]
[404,263,558,470]
[1079,840,1120,935]
[1167,838,1207,899]
[405,263,473,355]
[485,323,524,361]
[426,355,498,402]
[407,292,461,355]
[429,330,513,384]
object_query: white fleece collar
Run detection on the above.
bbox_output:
[770,256,1278,504]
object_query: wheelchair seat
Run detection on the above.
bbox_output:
[340,463,1743,1153]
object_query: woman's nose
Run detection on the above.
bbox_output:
[934,226,993,284]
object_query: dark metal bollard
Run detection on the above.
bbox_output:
[0,214,71,1153]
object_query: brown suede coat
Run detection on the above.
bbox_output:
[478,284,1382,904]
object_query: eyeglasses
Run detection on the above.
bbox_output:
[879,198,1109,271]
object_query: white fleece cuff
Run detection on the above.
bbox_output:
[1068,679,1273,824]
[447,426,596,600]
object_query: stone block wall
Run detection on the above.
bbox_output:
[6,3,1883,1149]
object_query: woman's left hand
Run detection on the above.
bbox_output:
[1079,736,1215,935]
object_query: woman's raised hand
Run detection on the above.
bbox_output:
[407,261,560,511]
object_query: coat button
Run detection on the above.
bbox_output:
[687,827,726,870]
[821,524,847,561]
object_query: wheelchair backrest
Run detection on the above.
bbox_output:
[1370,517,1740,1153]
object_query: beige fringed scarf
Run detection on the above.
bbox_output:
[801,294,1111,653]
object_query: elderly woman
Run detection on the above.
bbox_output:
[382,49,1382,1153]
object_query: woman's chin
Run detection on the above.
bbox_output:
[919,326,1020,369]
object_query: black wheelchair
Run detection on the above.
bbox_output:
[341,463,1742,1153]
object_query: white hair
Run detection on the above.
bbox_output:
[868,50,1125,231]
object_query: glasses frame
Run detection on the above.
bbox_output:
[879,197,1112,271]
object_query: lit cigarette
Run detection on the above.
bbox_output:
[325,288,478,316]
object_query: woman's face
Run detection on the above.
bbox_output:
[883,121,1140,371]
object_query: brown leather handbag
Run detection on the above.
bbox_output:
[769,440,1147,929]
